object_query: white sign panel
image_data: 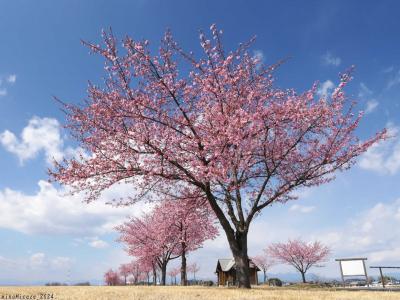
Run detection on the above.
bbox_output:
[341,260,366,276]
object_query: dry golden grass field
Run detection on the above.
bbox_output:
[0,285,399,300]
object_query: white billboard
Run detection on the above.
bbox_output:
[340,259,366,276]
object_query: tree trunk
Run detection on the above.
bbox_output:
[161,262,167,286]
[301,271,306,283]
[124,275,127,285]
[205,187,251,288]
[229,231,251,288]
[152,266,157,285]
[263,270,266,284]
[180,243,187,286]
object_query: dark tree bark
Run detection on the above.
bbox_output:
[301,271,306,283]
[161,262,167,286]
[180,242,187,286]
[229,231,251,288]
[152,265,157,286]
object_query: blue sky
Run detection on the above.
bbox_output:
[0,0,400,284]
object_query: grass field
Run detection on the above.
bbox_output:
[0,286,399,300]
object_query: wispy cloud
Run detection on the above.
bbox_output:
[365,99,379,114]
[358,83,378,114]
[253,50,265,63]
[317,80,335,97]
[358,82,372,98]
[74,236,110,249]
[382,66,394,74]
[0,73,17,97]
[321,51,341,67]
[359,122,400,175]
[253,50,265,71]
[289,204,316,213]
[89,237,109,249]
[386,69,400,89]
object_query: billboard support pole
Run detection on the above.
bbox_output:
[335,258,368,288]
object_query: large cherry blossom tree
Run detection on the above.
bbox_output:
[269,239,330,283]
[50,24,386,288]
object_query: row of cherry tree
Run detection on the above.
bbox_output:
[111,197,217,286]
[105,261,200,286]
[107,238,329,286]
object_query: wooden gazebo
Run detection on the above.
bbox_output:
[215,258,260,286]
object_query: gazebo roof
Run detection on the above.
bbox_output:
[216,258,260,272]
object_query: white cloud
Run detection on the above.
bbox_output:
[358,83,378,114]
[0,117,64,164]
[359,123,400,175]
[0,252,75,283]
[253,50,265,64]
[321,52,341,67]
[317,80,335,97]
[0,180,151,235]
[29,253,46,268]
[89,237,109,249]
[0,116,83,165]
[289,204,316,213]
[0,73,17,96]
[321,199,400,264]
[7,74,16,84]
[365,99,379,114]
[50,256,74,269]
[73,236,110,249]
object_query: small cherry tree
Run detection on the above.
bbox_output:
[187,262,200,282]
[119,263,131,285]
[129,260,143,284]
[104,269,120,286]
[137,257,153,285]
[168,267,180,285]
[50,24,386,288]
[269,239,330,283]
[252,252,275,284]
